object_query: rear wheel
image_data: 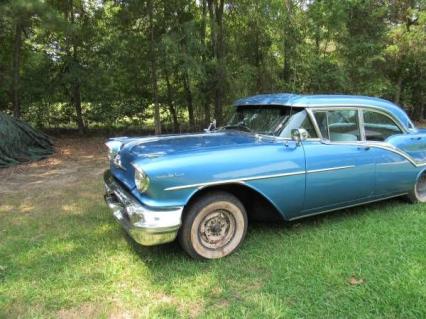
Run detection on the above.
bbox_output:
[178,191,248,259]
[407,170,426,203]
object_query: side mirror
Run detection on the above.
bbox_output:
[291,128,308,145]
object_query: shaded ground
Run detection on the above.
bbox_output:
[0,137,107,194]
[0,137,425,318]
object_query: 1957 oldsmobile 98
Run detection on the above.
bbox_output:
[104,94,426,259]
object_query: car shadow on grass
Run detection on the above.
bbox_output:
[124,197,411,264]
[249,197,409,231]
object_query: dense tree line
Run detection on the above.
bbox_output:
[0,0,425,134]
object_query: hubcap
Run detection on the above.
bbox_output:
[416,172,426,201]
[198,210,236,250]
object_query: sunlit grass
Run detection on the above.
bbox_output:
[0,178,425,318]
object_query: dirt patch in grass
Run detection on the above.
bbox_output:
[0,137,108,195]
[57,303,106,319]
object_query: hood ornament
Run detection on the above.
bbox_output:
[113,153,126,170]
[204,119,217,133]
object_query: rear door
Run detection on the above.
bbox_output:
[362,109,418,196]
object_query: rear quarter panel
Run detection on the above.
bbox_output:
[386,131,426,164]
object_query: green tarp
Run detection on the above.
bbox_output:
[0,112,54,168]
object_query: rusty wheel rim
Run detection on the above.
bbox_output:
[198,209,236,250]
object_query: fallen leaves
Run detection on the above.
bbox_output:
[348,276,365,286]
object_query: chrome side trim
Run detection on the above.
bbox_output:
[289,193,408,221]
[164,146,424,192]
[164,170,306,191]
[307,165,355,174]
[321,140,426,167]
[165,165,355,191]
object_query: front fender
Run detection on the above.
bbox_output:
[130,142,306,217]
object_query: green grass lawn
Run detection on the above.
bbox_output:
[1,169,425,318]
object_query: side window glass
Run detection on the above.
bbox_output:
[327,110,361,141]
[313,111,329,139]
[363,110,403,141]
[280,110,318,138]
[300,114,318,138]
[314,110,361,142]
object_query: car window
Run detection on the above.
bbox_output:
[313,111,329,139]
[279,110,318,138]
[363,110,403,142]
[314,109,361,142]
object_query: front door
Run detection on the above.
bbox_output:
[298,109,375,217]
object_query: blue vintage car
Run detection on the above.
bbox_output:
[104,94,426,259]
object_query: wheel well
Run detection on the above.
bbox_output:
[183,183,284,222]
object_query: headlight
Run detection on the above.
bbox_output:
[134,166,150,193]
[105,140,123,161]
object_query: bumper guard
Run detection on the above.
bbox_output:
[103,170,182,246]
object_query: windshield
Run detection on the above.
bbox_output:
[224,106,317,137]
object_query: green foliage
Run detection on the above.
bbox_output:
[0,0,425,130]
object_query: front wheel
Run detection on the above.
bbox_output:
[407,170,426,203]
[178,191,248,259]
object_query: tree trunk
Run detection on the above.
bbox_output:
[254,24,262,93]
[207,0,225,126]
[11,21,22,119]
[183,71,195,131]
[68,0,85,134]
[149,0,161,135]
[394,73,403,105]
[201,0,210,127]
[282,0,293,84]
[72,41,85,134]
[71,81,85,134]
[215,0,224,126]
[164,68,179,132]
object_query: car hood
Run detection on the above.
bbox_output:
[110,130,282,191]
[119,130,268,159]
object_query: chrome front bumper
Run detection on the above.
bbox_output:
[103,170,183,246]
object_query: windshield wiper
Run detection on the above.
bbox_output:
[223,124,252,133]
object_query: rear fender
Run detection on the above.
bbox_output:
[386,133,426,164]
